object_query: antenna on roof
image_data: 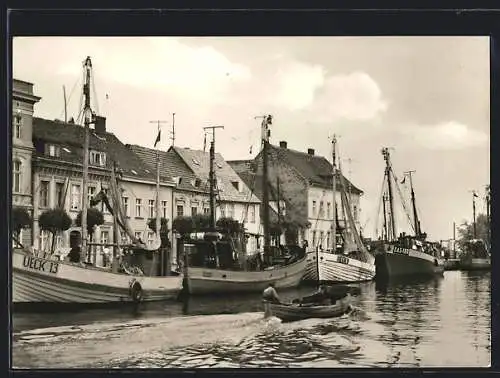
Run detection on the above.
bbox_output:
[170,113,176,146]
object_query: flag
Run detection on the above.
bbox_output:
[154,129,161,147]
[401,176,406,184]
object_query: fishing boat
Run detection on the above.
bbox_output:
[372,148,444,278]
[314,136,375,283]
[460,188,491,270]
[12,57,183,304]
[266,295,352,322]
[184,116,308,294]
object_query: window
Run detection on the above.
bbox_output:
[326,231,331,248]
[122,196,129,217]
[228,203,235,218]
[319,201,324,217]
[162,200,168,218]
[250,205,255,223]
[147,231,155,247]
[40,230,50,252]
[88,186,96,206]
[39,181,49,208]
[47,144,61,158]
[177,205,184,217]
[55,182,65,207]
[312,231,317,248]
[319,231,324,249]
[220,203,226,217]
[148,200,155,218]
[100,230,109,246]
[191,206,198,216]
[90,151,107,167]
[13,160,21,193]
[194,178,202,188]
[120,231,129,244]
[135,199,142,218]
[134,231,143,242]
[231,181,240,191]
[353,205,358,221]
[102,188,110,214]
[203,207,210,215]
[13,113,22,139]
[327,202,331,219]
[312,201,317,217]
[70,184,81,210]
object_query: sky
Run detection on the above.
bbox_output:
[12,36,490,241]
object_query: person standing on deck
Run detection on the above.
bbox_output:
[262,283,280,318]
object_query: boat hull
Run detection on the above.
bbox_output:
[303,251,375,283]
[460,257,491,271]
[267,296,352,322]
[12,249,183,304]
[186,256,308,295]
[374,244,445,278]
[443,258,461,271]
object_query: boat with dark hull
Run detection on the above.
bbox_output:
[373,148,444,279]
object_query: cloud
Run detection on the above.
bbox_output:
[402,121,489,150]
[309,72,389,122]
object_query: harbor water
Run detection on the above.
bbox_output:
[12,270,490,368]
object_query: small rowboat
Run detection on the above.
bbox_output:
[265,294,352,322]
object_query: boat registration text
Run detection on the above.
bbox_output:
[23,255,59,274]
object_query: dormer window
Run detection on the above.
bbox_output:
[231,181,240,191]
[46,144,61,157]
[90,150,107,167]
[194,178,202,188]
[192,158,200,166]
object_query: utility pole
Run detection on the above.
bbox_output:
[169,113,176,146]
[203,125,225,229]
[471,190,477,239]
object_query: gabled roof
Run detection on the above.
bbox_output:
[127,144,209,194]
[32,117,173,184]
[169,146,260,204]
[257,144,363,195]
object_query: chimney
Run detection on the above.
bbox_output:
[307,148,315,156]
[94,115,106,134]
[279,141,287,149]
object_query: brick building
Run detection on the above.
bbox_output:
[229,141,363,251]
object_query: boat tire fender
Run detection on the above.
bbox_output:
[130,280,143,303]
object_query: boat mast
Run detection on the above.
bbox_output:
[472,191,477,239]
[204,125,224,230]
[260,115,273,255]
[382,148,396,241]
[404,170,421,237]
[81,57,94,260]
[382,193,389,240]
[331,135,337,254]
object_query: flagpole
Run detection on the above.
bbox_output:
[150,119,167,275]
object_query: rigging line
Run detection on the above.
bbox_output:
[374,173,387,238]
[58,74,81,120]
[91,67,100,115]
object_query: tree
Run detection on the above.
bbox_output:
[38,208,72,252]
[192,214,211,231]
[12,207,32,247]
[75,208,105,245]
[282,219,300,245]
[172,216,194,240]
[147,217,170,247]
[216,217,243,236]
[456,213,490,252]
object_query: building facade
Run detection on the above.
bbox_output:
[12,79,41,246]
[31,116,176,266]
[230,141,363,252]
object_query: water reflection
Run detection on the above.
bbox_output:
[12,272,490,368]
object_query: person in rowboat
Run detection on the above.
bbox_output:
[262,283,280,318]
